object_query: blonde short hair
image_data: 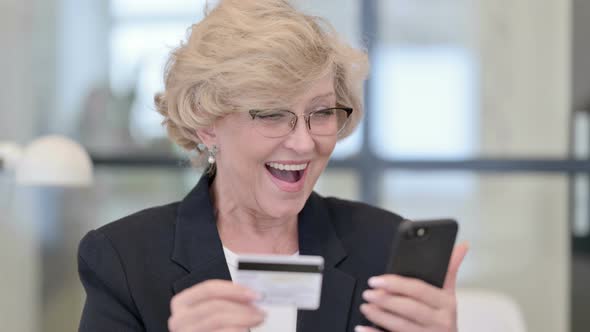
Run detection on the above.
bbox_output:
[155,0,369,154]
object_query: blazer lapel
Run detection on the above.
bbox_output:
[171,175,232,294]
[297,193,357,332]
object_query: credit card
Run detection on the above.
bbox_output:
[233,254,324,310]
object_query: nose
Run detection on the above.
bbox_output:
[282,115,315,154]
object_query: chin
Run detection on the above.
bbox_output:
[261,193,309,219]
[259,164,318,213]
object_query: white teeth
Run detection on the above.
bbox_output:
[266,162,308,171]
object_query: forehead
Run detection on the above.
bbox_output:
[236,74,336,111]
[291,74,336,106]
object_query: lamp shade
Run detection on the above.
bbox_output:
[15,135,93,186]
[0,142,22,170]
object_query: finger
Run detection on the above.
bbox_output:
[200,309,266,331]
[368,275,448,309]
[362,289,434,325]
[354,325,383,332]
[169,300,264,331]
[360,303,423,332]
[215,329,249,332]
[172,308,264,332]
[171,280,259,313]
[443,242,469,291]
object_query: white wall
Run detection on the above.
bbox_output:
[0,0,54,330]
[478,0,569,330]
[478,0,570,157]
[0,0,42,142]
[0,0,108,331]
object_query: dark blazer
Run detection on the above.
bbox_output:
[78,175,403,332]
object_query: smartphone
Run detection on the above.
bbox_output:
[386,219,458,288]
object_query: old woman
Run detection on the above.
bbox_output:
[78,1,468,331]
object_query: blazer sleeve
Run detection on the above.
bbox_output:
[78,230,145,331]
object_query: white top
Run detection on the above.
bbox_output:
[222,246,298,332]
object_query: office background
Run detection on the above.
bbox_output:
[0,0,588,331]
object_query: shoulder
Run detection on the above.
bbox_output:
[318,194,404,233]
[99,202,179,239]
[77,203,183,330]
[78,201,180,263]
[312,193,404,250]
[312,193,405,274]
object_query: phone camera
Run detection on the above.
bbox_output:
[416,227,427,238]
[405,227,428,239]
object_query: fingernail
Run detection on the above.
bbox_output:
[362,290,376,301]
[368,277,384,287]
[359,303,369,312]
[355,326,368,332]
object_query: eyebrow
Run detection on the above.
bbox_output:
[308,92,336,105]
[256,92,336,112]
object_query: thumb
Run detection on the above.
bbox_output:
[443,242,469,291]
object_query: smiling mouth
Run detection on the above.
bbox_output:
[265,162,308,183]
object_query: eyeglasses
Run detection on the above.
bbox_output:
[248,107,353,138]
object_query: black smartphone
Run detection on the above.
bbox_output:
[386,218,458,288]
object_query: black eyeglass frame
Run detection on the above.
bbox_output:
[248,107,354,137]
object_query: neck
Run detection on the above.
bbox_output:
[210,177,299,255]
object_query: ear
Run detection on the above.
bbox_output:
[196,126,216,147]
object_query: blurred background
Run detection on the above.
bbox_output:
[1,0,589,331]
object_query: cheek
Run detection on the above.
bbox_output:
[307,138,337,179]
[218,122,267,165]
[316,137,338,158]
[221,139,278,184]
[226,145,267,175]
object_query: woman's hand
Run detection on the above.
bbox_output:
[356,243,469,332]
[168,279,265,332]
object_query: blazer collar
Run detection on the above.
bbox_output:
[297,191,347,265]
[171,174,231,292]
[171,174,356,331]
[296,192,356,332]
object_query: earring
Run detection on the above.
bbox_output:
[207,145,217,164]
[198,143,218,164]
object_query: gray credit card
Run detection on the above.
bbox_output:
[234,254,324,310]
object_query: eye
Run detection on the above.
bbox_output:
[314,109,336,117]
[256,111,287,121]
